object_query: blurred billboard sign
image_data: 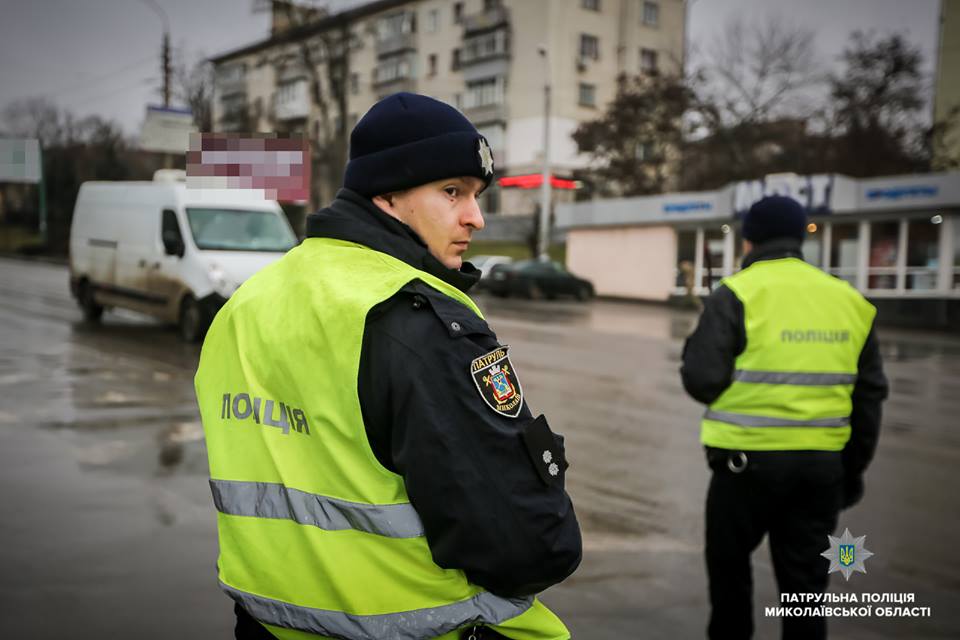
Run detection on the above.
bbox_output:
[733,173,839,215]
[186,132,310,203]
[140,105,196,154]
[0,138,41,184]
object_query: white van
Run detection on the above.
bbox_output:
[69,171,297,341]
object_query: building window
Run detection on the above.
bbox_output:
[579,34,600,61]
[868,221,899,290]
[426,8,439,33]
[349,72,359,95]
[454,92,463,110]
[452,48,461,70]
[676,230,697,289]
[802,222,823,267]
[906,218,940,290]
[634,141,656,161]
[642,1,659,26]
[953,216,960,289]
[829,223,859,286]
[640,48,658,74]
[582,0,600,11]
[703,228,725,290]
[484,0,501,11]
[453,2,463,24]
[465,77,505,108]
[578,83,596,107]
[428,53,438,76]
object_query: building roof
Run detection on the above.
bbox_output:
[209,0,410,64]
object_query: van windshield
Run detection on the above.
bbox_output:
[185,208,296,252]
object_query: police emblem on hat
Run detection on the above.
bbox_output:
[477,138,494,176]
[470,346,523,418]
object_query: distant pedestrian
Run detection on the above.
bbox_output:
[680,196,888,640]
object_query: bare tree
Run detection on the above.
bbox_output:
[696,14,821,128]
[1,97,66,146]
[573,73,697,197]
[825,31,940,176]
[174,50,214,132]
[268,0,353,208]
[681,15,824,188]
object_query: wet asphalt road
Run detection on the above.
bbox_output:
[1,255,958,639]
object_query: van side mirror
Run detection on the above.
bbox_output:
[161,208,185,257]
[162,229,184,257]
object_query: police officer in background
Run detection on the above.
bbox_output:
[680,196,888,640]
[195,93,581,640]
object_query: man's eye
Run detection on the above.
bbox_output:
[444,187,458,197]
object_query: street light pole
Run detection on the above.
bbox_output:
[537,45,552,261]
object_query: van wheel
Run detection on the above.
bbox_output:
[179,296,205,343]
[79,281,104,322]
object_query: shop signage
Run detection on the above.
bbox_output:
[865,185,938,201]
[734,173,834,215]
[663,201,713,213]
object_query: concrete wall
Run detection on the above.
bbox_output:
[567,225,677,300]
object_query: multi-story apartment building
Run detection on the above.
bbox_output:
[210,0,686,214]
[934,0,960,168]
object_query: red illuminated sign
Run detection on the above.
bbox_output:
[498,174,578,190]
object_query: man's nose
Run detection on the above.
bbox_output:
[463,196,485,230]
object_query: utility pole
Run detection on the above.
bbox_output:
[141,0,171,106]
[162,31,171,107]
[141,0,173,167]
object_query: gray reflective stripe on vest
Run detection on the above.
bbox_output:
[220,580,533,640]
[210,479,424,538]
[733,370,857,385]
[704,410,849,428]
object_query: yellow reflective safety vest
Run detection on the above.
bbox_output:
[195,237,569,640]
[701,257,876,451]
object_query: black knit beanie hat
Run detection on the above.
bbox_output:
[343,92,495,197]
[742,196,808,244]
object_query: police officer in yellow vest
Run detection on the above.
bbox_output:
[194,93,581,640]
[681,196,888,640]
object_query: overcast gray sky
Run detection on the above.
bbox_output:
[0,0,943,136]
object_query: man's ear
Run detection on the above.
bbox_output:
[372,193,401,220]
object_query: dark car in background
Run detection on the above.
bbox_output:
[486,260,595,301]
[469,254,514,291]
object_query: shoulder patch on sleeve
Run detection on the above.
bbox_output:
[470,345,524,418]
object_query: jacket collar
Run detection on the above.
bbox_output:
[305,188,480,293]
[741,237,805,269]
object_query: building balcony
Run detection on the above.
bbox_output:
[274,80,310,121]
[376,32,417,57]
[463,103,507,125]
[374,78,417,98]
[460,30,510,66]
[372,57,414,87]
[462,5,510,35]
[216,79,247,99]
[218,107,250,132]
[275,96,310,121]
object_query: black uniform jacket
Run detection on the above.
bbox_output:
[680,239,889,480]
[305,189,582,598]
